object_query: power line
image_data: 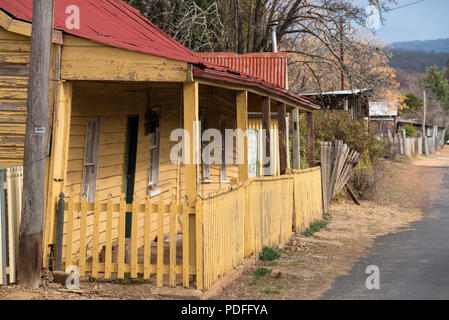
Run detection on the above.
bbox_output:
[388,0,425,11]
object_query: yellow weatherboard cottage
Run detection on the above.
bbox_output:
[0,0,322,290]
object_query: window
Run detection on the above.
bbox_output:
[81,118,101,203]
[148,126,161,196]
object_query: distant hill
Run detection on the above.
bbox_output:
[389,49,449,73]
[392,38,449,53]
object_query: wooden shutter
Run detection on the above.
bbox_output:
[82,118,101,202]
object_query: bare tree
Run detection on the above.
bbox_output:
[125,0,398,96]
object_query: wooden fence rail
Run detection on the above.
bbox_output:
[0,167,23,285]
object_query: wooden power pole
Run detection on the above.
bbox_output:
[18,0,54,288]
[340,16,345,91]
[422,90,428,155]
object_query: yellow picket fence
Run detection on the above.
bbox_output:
[197,168,322,290]
[0,167,23,285]
[292,167,323,232]
[58,167,323,291]
[61,194,195,288]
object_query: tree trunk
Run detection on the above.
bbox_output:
[18,0,54,288]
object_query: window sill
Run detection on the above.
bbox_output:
[202,179,212,184]
[220,180,229,183]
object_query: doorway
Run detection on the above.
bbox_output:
[124,116,139,238]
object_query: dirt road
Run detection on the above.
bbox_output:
[216,149,449,300]
[320,152,449,299]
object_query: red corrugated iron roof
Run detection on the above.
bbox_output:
[198,52,288,89]
[0,0,203,64]
[0,0,319,109]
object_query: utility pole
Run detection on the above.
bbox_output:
[340,16,345,91]
[422,90,428,155]
[18,0,54,288]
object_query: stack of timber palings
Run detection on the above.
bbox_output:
[0,167,23,285]
[60,193,194,288]
[321,141,361,212]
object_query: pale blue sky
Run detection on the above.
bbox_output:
[353,0,449,43]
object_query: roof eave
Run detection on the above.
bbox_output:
[193,67,320,111]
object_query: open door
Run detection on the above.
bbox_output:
[124,116,139,238]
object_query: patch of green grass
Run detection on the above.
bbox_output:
[263,288,280,294]
[253,267,272,278]
[302,213,332,237]
[259,246,281,261]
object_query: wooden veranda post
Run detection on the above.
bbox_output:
[291,108,301,170]
[18,0,54,288]
[261,97,272,176]
[44,82,72,266]
[307,112,315,168]
[236,91,248,182]
[278,102,287,175]
[183,81,199,283]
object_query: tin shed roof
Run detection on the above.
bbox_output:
[0,0,204,64]
[198,52,288,89]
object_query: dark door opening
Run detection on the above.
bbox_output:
[124,116,139,238]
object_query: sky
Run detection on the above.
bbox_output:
[353,0,449,43]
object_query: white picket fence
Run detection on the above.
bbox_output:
[0,167,23,285]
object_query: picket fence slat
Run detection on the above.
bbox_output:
[117,195,125,279]
[92,195,100,277]
[169,201,177,287]
[0,169,6,285]
[105,195,113,279]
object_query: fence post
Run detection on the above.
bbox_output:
[195,199,204,290]
[55,192,65,271]
[0,169,6,285]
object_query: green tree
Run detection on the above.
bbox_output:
[445,58,449,82]
[402,92,423,110]
[423,65,449,111]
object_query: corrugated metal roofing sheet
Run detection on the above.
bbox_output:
[369,100,398,117]
[302,88,370,96]
[198,52,288,89]
[0,0,203,64]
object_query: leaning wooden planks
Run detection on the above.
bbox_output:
[321,140,361,210]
